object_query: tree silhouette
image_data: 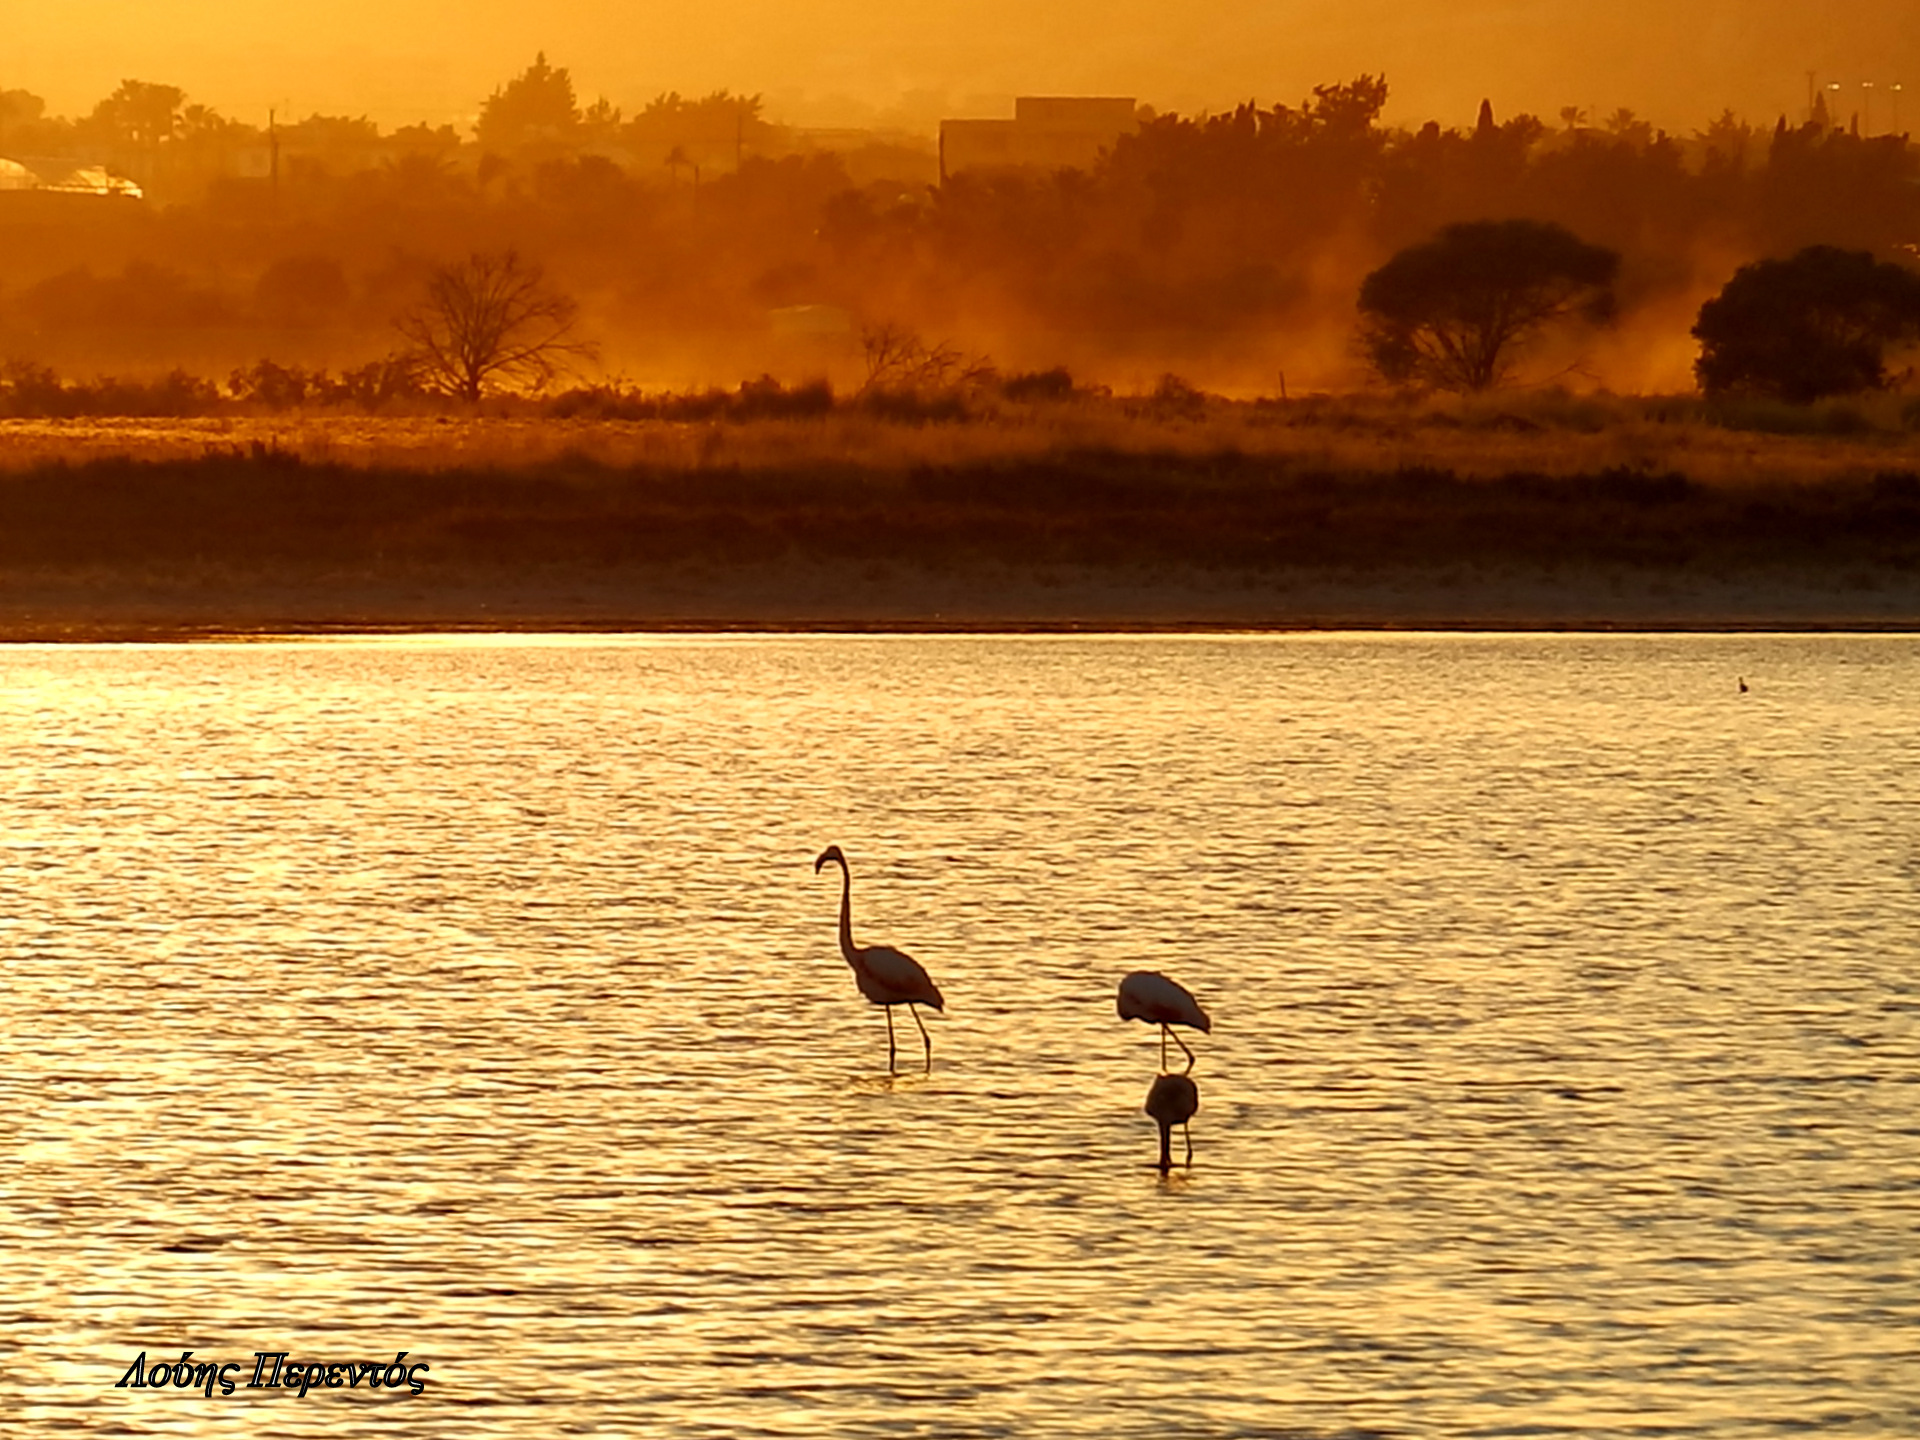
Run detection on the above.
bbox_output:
[1693,245,1920,401]
[394,251,596,400]
[855,321,995,396]
[0,88,46,141]
[89,80,185,148]
[1358,219,1619,391]
[475,53,580,149]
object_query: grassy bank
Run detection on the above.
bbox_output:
[6,443,1919,569]
[0,399,1917,635]
[6,387,1920,484]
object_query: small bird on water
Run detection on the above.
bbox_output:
[1145,1072,1200,1172]
[1117,970,1211,1073]
[814,845,945,1074]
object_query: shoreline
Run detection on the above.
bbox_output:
[1,418,1915,640]
[1,560,1913,641]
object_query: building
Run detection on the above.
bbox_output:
[0,156,143,198]
[939,96,1139,180]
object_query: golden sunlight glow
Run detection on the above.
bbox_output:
[16,0,1915,132]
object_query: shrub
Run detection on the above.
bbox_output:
[1001,367,1077,401]
[1693,246,1920,403]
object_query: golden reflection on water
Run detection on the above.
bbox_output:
[2,634,1916,1437]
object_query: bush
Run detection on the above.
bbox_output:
[732,374,834,418]
[0,362,223,417]
[1693,246,1920,403]
[1001,367,1077,401]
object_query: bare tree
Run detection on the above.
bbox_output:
[857,321,995,397]
[395,250,597,401]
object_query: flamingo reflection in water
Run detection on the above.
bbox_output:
[813,845,945,1074]
[1117,969,1211,1073]
[1145,1072,1200,1173]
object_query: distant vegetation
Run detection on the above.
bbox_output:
[0,439,1913,586]
[2,63,1917,397]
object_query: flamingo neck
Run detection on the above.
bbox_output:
[834,859,857,964]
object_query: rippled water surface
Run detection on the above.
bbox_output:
[3,634,1917,1438]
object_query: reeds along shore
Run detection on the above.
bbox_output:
[1,391,1917,577]
[0,386,1915,638]
[3,380,1920,483]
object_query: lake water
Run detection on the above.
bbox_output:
[2,634,1915,1438]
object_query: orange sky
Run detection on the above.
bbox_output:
[12,1,1917,134]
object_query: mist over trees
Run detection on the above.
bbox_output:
[0,58,1916,395]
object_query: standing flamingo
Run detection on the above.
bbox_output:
[1144,1072,1200,1172]
[1117,970,1211,1073]
[814,845,945,1073]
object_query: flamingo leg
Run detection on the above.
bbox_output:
[1158,1024,1168,1072]
[1156,1121,1173,1174]
[1183,1123,1193,1167]
[909,1003,932,1074]
[885,1005,898,1073]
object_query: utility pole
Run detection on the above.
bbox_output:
[269,106,280,210]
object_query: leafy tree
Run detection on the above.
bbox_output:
[281,113,381,150]
[475,53,580,149]
[88,80,186,147]
[0,88,46,135]
[1697,109,1755,171]
[580,96,623,142]
[1357,219,1619,391]
[1603,107,1654,146]
[1692,245,1920,401]
[394,251,597,400]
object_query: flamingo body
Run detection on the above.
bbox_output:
[846,941,945,1010]
[814,845,943,1072]
[1118,969,1210,1072]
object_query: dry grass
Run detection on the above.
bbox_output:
[0,389,1913,639]
[2,389,1918,486]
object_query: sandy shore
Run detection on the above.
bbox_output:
[0,559,1913,639]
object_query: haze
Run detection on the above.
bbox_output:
[15,0,1916,131]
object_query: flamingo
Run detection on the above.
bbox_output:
[1144,1072,1199,1172]
[1117,970,1211,1073]
[813,845,945,1073]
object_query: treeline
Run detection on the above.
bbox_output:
[0,67,828,199]
[1,65,1916,387]
[0,357,1086,420]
